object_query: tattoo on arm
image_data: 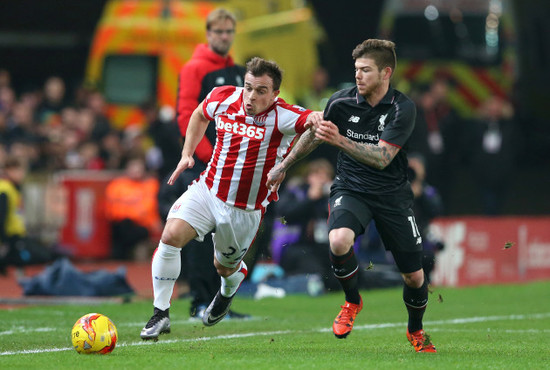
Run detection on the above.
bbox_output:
[340,138,399,169]
[281,129,321,170]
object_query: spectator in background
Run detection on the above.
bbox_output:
[0,157,52,274]
[142,101,181,181]
[0,86,16,116]
[407,153,444,282]
[0,69,11,89]
[296,66,339,168]
[275,159,339,291]
[468,96,517,215]
[77,141,105,170]
[0,142,7,168]
[6,101,38,143]
[105,156,162,260]
[0,156,27,274]
[86,90,112,142]
[99,130,125,170]
[171,7,248,320]
[37,76,67,126]
[409,77,461,212]
[296,66,335,112]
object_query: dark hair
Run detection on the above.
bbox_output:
[352,39,396,76]
[245,57,283,91]
[3,156,24,170]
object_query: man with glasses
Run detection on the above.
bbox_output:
[167,7,248,321]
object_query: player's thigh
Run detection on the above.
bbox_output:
[212,206,262,268]
[167,179,216,242]
[374,209,423,273]
[328,191,373,238]
[161,218,198,247]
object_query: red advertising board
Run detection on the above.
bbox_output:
[57,171,119,259]
[431,217,550,287]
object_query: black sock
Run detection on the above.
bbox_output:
[154,307,169,318]
[330,248,360,304]
[403,278,428,332]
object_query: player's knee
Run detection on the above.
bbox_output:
[160,219,196,247]
[329,228,355,255]
[213,258,237,277]
[402,269,424,288]
[160,225,184,247]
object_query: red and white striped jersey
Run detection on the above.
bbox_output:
[201,85,311,211]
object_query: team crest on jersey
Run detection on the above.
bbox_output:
[293,105,307,112]
[378,114,388,131]
[253,114,267,127]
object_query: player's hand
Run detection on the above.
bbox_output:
[315,120,340,146]
[167,155,194,185]
[305,111,324,130]
[266,163,287,199]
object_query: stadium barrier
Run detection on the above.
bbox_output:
[23,172,550,281]
[431,217,550,287]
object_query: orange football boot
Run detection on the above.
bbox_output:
[332,297,363,338]
[406,329,437,353]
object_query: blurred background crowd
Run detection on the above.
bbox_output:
[1,0,549,292]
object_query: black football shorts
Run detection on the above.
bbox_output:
[327,189,423,273]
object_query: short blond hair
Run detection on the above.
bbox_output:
[206,8,236,30]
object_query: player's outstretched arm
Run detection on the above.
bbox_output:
[315,120,399,170]
[167,103,210,185]
[342,139,399,169]
[266,125,321,193]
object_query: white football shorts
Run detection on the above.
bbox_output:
[167,178,262,268]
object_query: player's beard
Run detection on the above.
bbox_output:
[358,72,384,100]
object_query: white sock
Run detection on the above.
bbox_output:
[220,261,248,298]
[152,242,181,311]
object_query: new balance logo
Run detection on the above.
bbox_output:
[333,196,343,207]
[348,115,360,123]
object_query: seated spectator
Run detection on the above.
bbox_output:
[104,156,162,260]
[274,159,339,291]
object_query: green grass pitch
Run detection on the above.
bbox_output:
[1,281,549,369]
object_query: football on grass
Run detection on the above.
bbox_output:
[71,313,118,354]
